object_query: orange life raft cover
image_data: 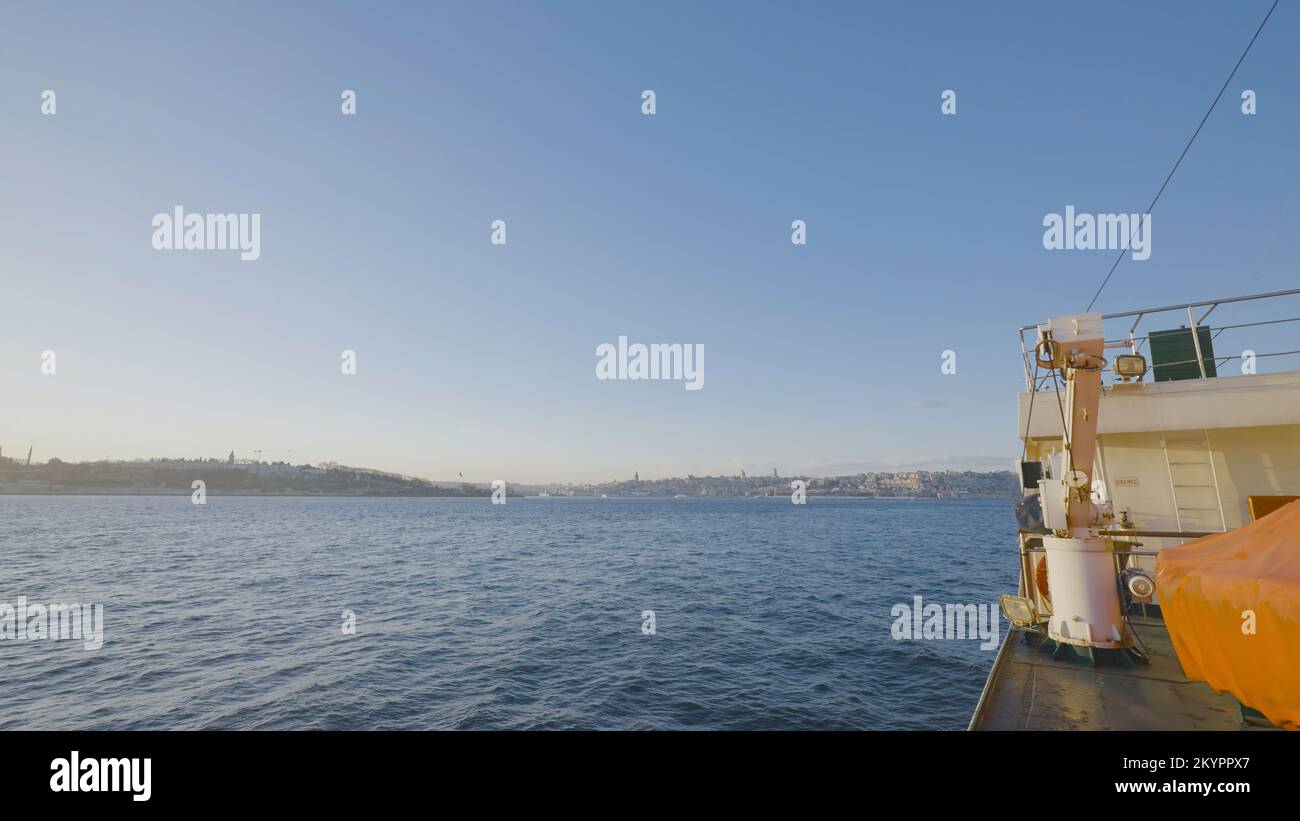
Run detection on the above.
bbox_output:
[1155,499,1300,730]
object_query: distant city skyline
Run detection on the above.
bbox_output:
[0,444,1012,486]
[3,2,1298,484]
[0,448,1015,500]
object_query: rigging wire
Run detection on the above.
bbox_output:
[1020,359,1041,463]
[1248,183,1300,279]
[1049,366,1075,474]
[1086,0,1281,312]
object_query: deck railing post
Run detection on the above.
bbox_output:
[1020,329,1034,391]
[1187,305,1208,379]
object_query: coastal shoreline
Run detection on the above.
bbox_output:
[0,490,1014,500]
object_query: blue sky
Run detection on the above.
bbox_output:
[2,1,1297,483]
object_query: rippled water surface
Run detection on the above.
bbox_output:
[1,495,1016,729]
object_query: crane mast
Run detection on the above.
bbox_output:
[1034,313,1133,658]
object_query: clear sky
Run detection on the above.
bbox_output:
[2,1,1298,483]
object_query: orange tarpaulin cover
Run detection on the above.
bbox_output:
[1155,500,1300,730]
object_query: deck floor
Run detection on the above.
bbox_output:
[970,619,1273,730]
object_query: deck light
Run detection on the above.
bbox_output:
[1113,354,1148,382]
[999,594,1038,627]
[1123,570,1156,603]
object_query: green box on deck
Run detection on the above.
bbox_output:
[1149,326,1216,382]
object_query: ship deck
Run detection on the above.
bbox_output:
[969,617,1275,731]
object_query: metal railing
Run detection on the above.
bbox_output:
[1018,288,1300,391]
